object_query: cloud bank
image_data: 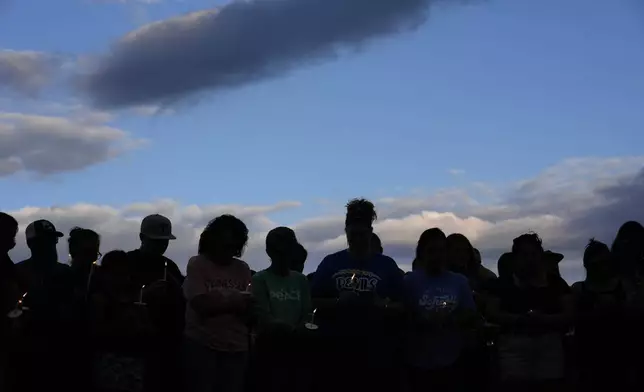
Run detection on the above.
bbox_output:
[5,157,643,283]
[81,0,469,108]
[0,111,144,177]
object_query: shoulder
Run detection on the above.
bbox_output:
[232,258,251,274]
[253,269,269,280]
[186,255,210,272]
[324,249,348,262]
[447,270,470,285]
[290,270,308,282]
[374,253,399,268]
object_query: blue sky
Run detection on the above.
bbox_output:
[1,0,643,278]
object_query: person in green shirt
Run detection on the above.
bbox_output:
[252,227,312,333]
[251,227,312,392]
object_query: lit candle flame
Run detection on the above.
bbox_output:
[312,308,317,315]
[18,292,27,306]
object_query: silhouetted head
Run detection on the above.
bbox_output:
[497,253,514,281]
[345,198,377,255]
[583,238,613,281]
[416,228,447,274]
[511,232,544,279]
[139,214,176,256]
[0,212,18,254]
[25,220,63,264]
[266,226,300,272]
[199,214,249,264]
[100,250,131,289]
[611,220,644,277]
[371,233,383,255]
[68,227,101,267]
[446,233,475,276]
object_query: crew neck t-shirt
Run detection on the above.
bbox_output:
[183,255,252,352]
[252,269,311,330]
[403,270,475,369]
[311,249,404,335]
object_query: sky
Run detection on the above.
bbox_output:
[0,0,643,282]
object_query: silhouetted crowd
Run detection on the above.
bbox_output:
[1,199,643,392]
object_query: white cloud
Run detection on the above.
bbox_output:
[4,157,643,284]
[0,111,145,177]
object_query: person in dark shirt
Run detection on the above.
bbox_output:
[486,233,573,392]
[404,228,477,392]
[572,239,626,392]
[14,219,75,392]
[0,212,23,392]
[310,198,404,392]
[91,250,152,392]
[126,214,184,392]
[66,227,102,392]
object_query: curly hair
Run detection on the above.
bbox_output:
[199,214,249,258]
[345,198,377,226]
[511,232,543,254]
[583,238,610,266]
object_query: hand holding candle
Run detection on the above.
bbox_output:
[135,285,146,306]
[7,292,28,319]
[305,308,318,330]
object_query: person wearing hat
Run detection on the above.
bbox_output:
[126,214,184,392]
[14,219,76,392]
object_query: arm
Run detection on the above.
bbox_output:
[311,256,339,310]
[452,277,482,329]
[532,294,574,329]
[251,274,279,330]
[485,295,521,326]
[300,276,313,325]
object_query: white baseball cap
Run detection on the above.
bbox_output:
[140,214,176,240]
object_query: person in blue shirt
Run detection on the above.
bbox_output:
[403,228,477,392]
[310,198,404,392]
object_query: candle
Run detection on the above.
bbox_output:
[163,261,168,281]
[7,292,28,319]
[305,308,319,330]
[245,282,252,293]
[138,285,146,304]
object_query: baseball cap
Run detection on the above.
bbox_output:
[266,226,299,251]
[25,220,64,241]
[544,250,564,264]
[140,214,176,240]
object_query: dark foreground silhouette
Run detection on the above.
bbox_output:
[1,204,643,392]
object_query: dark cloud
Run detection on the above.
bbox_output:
[0,51,62,96]
[81,0,471,109]
[0,112,144,177]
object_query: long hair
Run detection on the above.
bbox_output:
[611,221,644,277]
[446,233,476,275]
[198,214,249,259]
[413,228,446,269]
